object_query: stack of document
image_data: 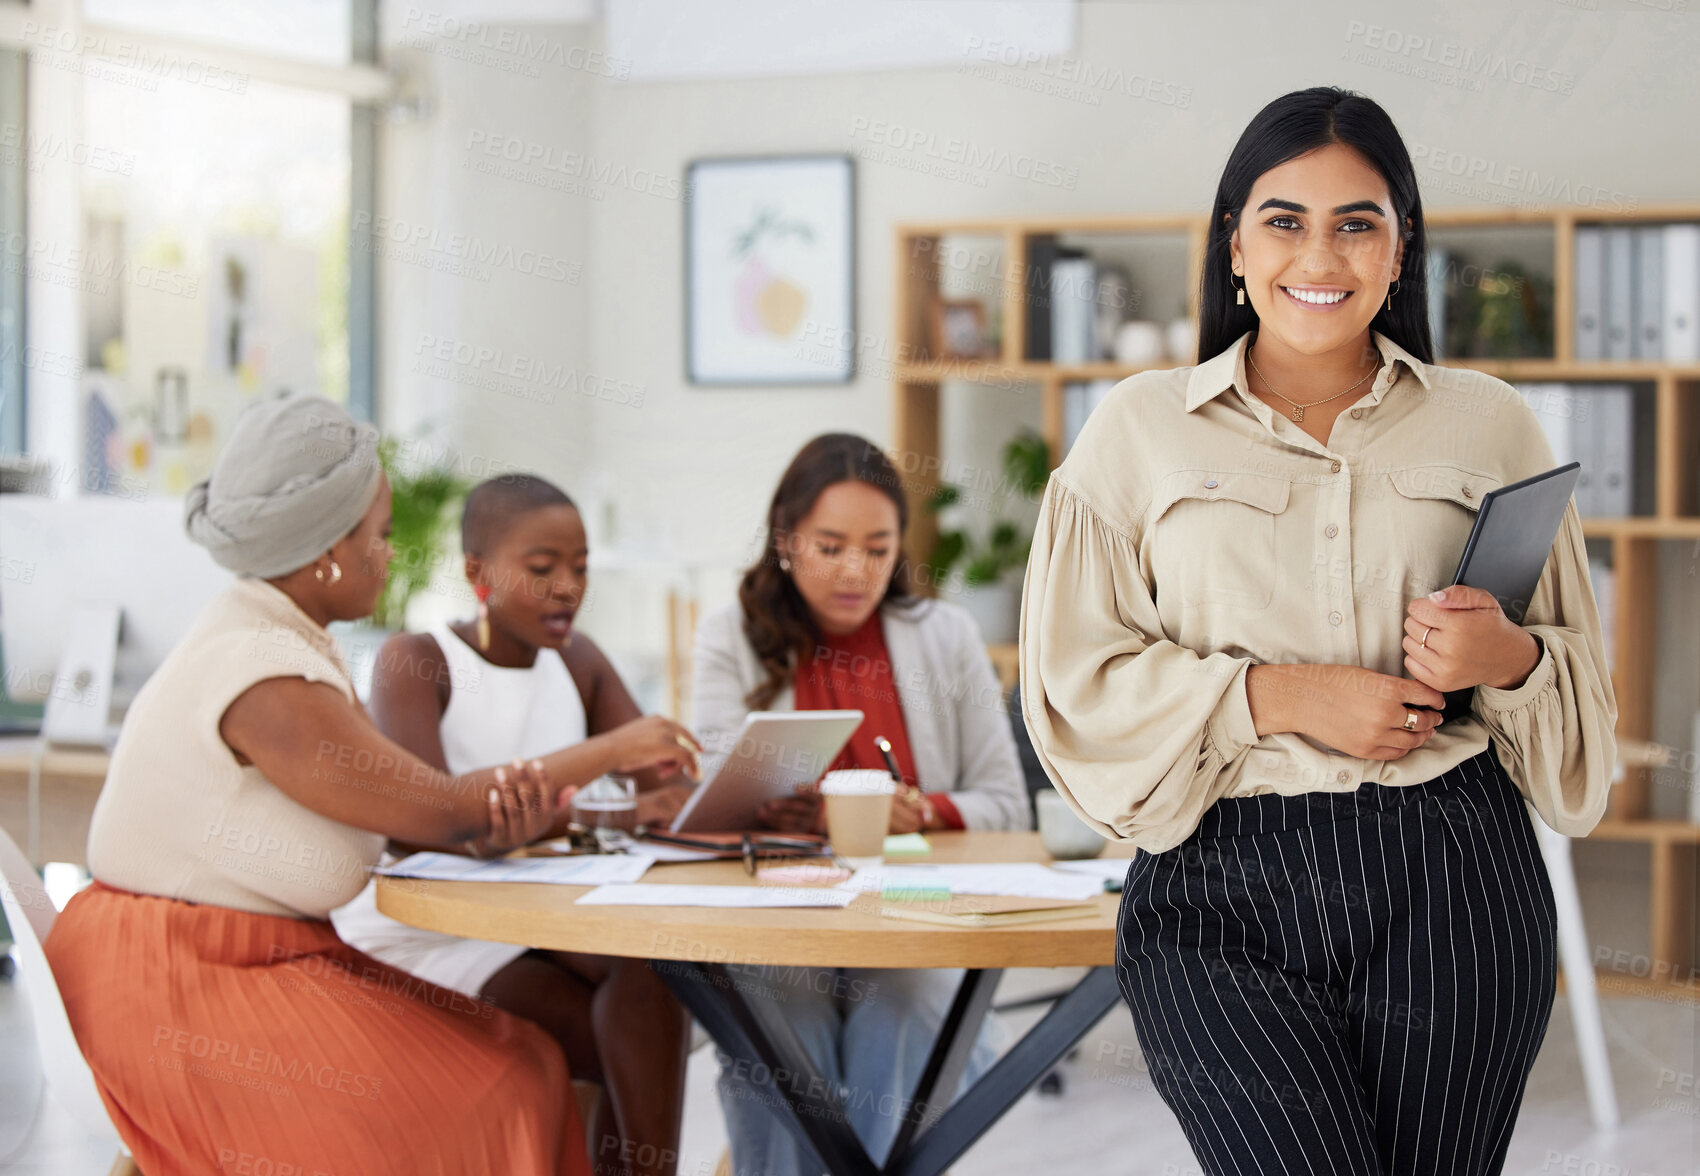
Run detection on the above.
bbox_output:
[577,885,857,909]
[376,852,654,886]
[840,863,1106,903]
[381,853,1115,912]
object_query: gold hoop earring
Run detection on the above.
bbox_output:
[1386,279,1400,311]
[1231,271,1245,307]
[320,560,342,586]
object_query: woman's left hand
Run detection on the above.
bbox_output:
[1403,585,1541,694]
[465,759,557,858]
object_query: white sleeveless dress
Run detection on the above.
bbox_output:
[330,623,588,997]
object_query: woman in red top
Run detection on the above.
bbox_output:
[689,434,1029,1175]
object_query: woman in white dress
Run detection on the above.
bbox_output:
[334,474,695,1176]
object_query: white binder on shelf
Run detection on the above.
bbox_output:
[1632,226,1664,360]
[1664,223,1700,362]
[1587,558,1615,670]
[1570,385,1600,516]
[1049,258,1097,365]
[1517,383,1577,466]
[1062,379,1117,454]
[1574,226,1604,361]
[1520,382,1601,515]
[1589,384,1635,518]
[1603,227,1634,361]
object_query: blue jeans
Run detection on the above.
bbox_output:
[714,965,1000,1176]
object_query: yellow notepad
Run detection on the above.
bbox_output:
[877,894,1098,928]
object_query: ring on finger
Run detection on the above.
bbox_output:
[1419,624,1433,650]
[1404,709,1420,732]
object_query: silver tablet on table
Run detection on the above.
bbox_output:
[669,710,864,833]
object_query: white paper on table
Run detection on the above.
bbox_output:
[839,863,1104,902]
[1051,859,1137,884]
[635,843,723,863]
[575,884,858,909]
[376,852,655,886]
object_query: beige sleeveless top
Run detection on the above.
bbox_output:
[86,577,385,919]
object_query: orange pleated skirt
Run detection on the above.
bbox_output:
[46,882,588,1176]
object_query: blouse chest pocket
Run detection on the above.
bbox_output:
[1385,463,1503,594]
[1149,470,1291,610]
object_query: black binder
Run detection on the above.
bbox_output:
[1435,461,1582,721]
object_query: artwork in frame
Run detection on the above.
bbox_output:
[933,299,991,360]
[685,154,854,385]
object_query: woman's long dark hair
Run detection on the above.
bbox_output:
[738,433,915,711]
[1198,86,1433,365]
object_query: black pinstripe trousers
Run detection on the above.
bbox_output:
[1116,748,1558,1176]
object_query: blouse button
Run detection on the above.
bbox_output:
[1336,770,1351,784]
[1204,478,1219,489]
[1324,523,1339,539]
[1329,460,1342,473]
[1350,408,1363,419]
[1462,485,1475,499]
[1328,610,1343,627]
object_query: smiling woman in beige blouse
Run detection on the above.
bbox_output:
[1020,87,1615,1176]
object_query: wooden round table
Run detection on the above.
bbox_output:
[376,831,1137,1176]
[376,831,1133,969]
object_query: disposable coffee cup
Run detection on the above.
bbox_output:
[820,770,897,868]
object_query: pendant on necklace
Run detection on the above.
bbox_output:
[1291,406,1305,422]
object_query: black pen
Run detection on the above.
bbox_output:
[873,736,904,787]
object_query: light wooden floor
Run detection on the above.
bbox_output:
[2,963,1694,1174]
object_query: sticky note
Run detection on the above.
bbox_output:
[883,833,932,856]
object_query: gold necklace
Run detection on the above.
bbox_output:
[1245,348,1379,423]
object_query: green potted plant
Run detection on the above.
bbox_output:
[1445,258,1553,359]
[925,430,1050,643]
[372,436,472,631]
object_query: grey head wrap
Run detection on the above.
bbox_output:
[184,392,382,578]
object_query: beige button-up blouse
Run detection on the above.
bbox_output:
[1019,329,1617,852]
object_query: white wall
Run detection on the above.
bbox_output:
[377,16,597,486]
[379,0,1699,619]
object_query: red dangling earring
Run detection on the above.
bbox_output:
[474,584,492,650]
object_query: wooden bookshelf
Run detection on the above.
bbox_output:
[896,204,1700,1001]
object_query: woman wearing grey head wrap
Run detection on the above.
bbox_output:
[184,390,385,580]
[50,392,703,1174]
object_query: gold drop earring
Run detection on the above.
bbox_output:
[474,585,492,650]
[1386,279,1400,311]
[1231,270,1245,306]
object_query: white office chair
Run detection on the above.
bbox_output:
[0,824,139,1175]
[1529,809,1619,1129]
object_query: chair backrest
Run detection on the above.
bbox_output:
[0,824,122,1142]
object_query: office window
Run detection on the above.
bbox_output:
[3,0,374,490]
[79,71,353,495]
[82,0,354,67]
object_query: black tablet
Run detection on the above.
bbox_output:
[1437,461,1582,721]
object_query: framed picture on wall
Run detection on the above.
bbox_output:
[685,154,854,385]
